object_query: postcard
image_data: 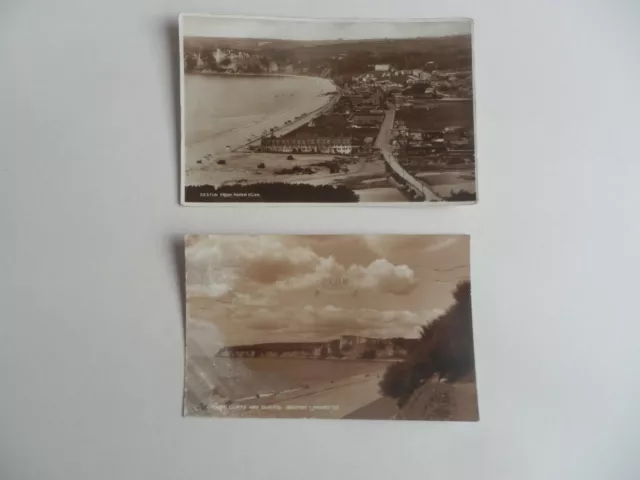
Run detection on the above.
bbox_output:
[184,235,478,421]
[180,15,477,205]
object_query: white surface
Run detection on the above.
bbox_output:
[1,1,640,479]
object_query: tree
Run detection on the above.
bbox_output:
[379,281,475,401]
[379,361,424,405]
[319,345,328,359]
[200,50,217,70]
[361,349,377,359]
[184,54,197,72]
[446,190,476,202]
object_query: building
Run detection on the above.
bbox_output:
[443,126,464,141]
[362,90,385,106]
[350,113,385,126]
[261,136,353,154]
[344,94,365,106]
[309,114,348,129]
[374,64,391,72]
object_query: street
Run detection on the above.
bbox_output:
[376,107,442,201]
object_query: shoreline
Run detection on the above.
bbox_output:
[185,70,335,84]
[184,73,339,185]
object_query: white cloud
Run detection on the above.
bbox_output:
[275,257,417,296]
[345,259,418,295]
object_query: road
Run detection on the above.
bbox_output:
[342,396,398,420]
[375,107,442,202]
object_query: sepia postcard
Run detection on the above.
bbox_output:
[184,235,478,421]
[180,15,477,205]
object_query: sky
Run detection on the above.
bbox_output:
[181,15,472,41]
[185,235,470,352]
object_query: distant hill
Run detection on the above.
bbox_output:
[183,35,472,75]
[217,335,419,360]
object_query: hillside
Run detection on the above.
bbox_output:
[394,380,478,421]
[216,335,418,360]
[183,35,472,75]
[378,281,476,404]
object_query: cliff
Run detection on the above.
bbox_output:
[217,335,418,360]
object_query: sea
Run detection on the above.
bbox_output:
[186,356,387,402]
[184,74,336,149]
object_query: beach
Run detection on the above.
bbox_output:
[184,73,337,186]
[185,357,392,419]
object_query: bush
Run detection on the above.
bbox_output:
[379,281,475,401]
[216,159,227,165]
[286,155,295,160]
[446,189,476,202]
[361,349,377,359]
[379,362,423,405]
[257,163,265,169]
[412,281,474,381]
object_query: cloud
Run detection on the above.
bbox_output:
[188,294,445,346]
[243,304,443,341]
[346,259,418,295]
[187,236,420,299]
[275,258,417,295]
[185,235,321,297]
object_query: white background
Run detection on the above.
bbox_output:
[1,1,640,479]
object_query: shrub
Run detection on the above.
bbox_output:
[379,281,475,401]
[286,155,295,160]
[446,189,476,202]
[379,362,423,405]
[361,349,377,359]
[216,159,227,165]
[257,163,265,169]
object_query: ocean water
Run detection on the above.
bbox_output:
[184,74,335,147]
[187,356,386,401]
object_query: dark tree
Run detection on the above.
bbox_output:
[379,281,475,401]
[446,190,476,202]
[184,54,197,72]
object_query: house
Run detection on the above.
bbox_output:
[350,114,385,127]
[362,90,385,105]
[260,136,353,155]
[309,114,348,129]
[443,126,464,141]
[344,95,365,106]
[374,64,391,72]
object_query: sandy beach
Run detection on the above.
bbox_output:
[185,357,392,419]
[184,73,337,186]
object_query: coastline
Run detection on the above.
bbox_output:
[184,73,339,186]
[185,70,335,83]
[187,359,389,419]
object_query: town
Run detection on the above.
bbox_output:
[184,35,476,202]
